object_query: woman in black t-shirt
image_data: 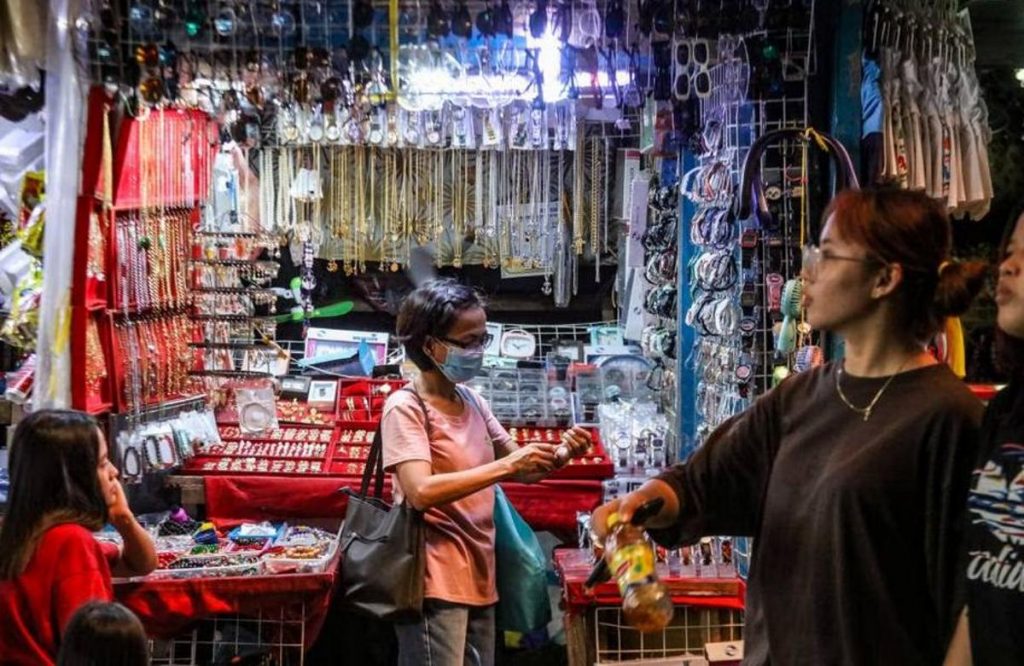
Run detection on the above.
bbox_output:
[593,189,989,665]
[945,206,1024,666]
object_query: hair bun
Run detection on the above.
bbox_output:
[934,259,988,318]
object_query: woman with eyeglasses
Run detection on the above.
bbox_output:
[592,188,988,665]
[944,203,1024,666]
[383,279,591,666]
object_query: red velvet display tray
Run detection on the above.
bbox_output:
[182,422,339,476]
[507,426,612,480]
[337,378,408,420]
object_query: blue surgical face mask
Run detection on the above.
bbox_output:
[429,340,484,384]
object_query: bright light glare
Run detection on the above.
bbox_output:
[596,70,635,87]
[536,31,563,103]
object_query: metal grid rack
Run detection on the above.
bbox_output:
[683,1,818,441]
[150,606,307,666]
[676,2,818,581]
[271,320,621,376]
[593,605,744,665]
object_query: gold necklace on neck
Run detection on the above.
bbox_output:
[835,355,916,422]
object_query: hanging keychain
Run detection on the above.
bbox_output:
[480,108,503,148]
[529,100,548,150]
[508,102,530,149]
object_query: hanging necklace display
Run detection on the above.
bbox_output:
[483,151,500,268]
[451,150,467,268]
[590,135,603,281]
[433,149,445,267]
[354,145,368,274]
[382,150,402,271]
[276,148,294,238]
[571,121,587,255]
[259,150,276,236]
[290,143,321,323]
[474,149,485,250]
[545,150,564,296]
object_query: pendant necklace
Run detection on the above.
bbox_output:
[835,356,915,422]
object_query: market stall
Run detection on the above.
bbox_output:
[0,0,1006,663]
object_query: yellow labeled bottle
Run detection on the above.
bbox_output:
[605,512,674,632]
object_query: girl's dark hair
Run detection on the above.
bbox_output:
[827,188,988,341]
[0,410,107,580]
[57,601,148,666]
[396,279,486,371]
[996,201,1024,379]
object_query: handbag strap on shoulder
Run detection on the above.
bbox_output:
[456,386,495,450]
[361,386,433,499]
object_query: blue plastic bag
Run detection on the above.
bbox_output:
[493,485,552,634]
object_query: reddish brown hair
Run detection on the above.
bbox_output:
[825,188,988,341]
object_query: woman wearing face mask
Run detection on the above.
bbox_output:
[944,203,1024,666]
[382,279,592,666]
[0,410,158,664]
[591,188,988,665]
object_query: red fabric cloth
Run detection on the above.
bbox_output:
[114,554,338,648]
[553,548,746,616]
[202,475,603,533]
[500,481,604,532]
[0,524,117,666]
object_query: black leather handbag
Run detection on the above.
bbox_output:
[339,389,428,620]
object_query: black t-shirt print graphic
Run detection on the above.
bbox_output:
[967,443,1024,586]
[966,381,1024,666]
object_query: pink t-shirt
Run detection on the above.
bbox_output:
[381,387,512,606]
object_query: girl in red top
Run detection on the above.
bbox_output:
[0,410,158,665]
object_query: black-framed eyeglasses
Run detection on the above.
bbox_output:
[439,333,494,350]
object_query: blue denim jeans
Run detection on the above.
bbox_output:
[395,600,496,666]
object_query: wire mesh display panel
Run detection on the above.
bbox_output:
[150,606,307,666]
[275,319,620,374]
[593,605,744,665]
[688,3,818,442]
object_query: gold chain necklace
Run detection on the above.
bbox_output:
[835,356,915,422]
[572,124,586,255]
